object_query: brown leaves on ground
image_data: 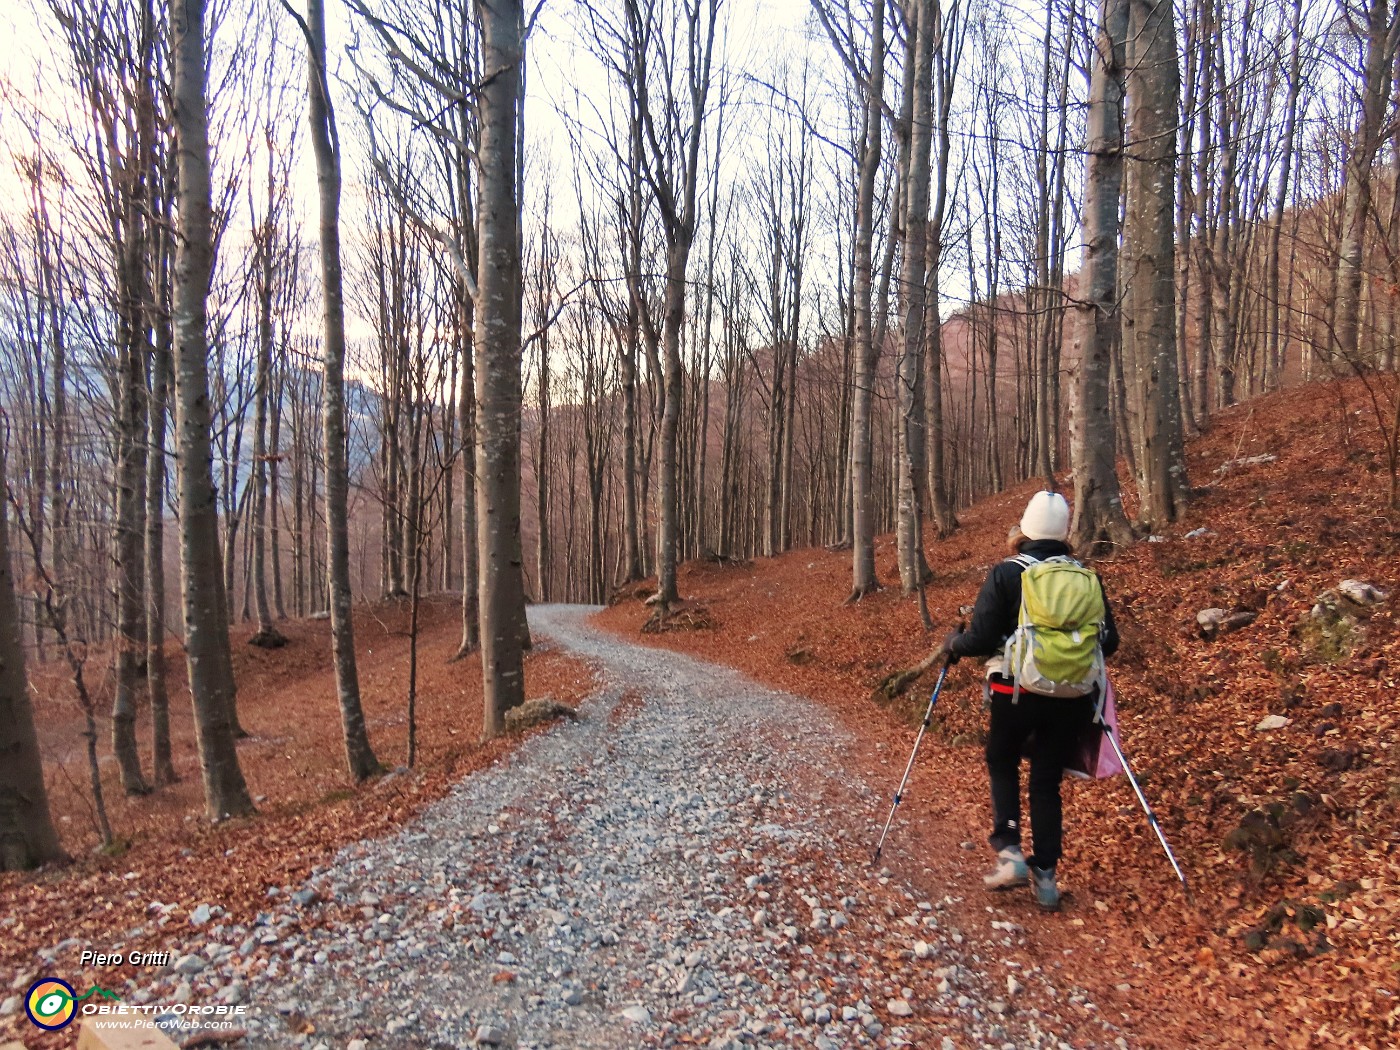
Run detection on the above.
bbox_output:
[1,595,596,1048]
[597,380,1400,1049]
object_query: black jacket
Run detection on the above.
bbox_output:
[948,539,1120,662]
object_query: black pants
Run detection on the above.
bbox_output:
[985,685,1094,870]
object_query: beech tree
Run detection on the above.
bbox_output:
[45,0,164,796]
[290,0,380,780]
[474,0,528,737]
[812,0,888,601]
[894,0,935,594]
[1070,0,1135,550]
[594,0,722,612]
[247,59,295,650]
[341,0,486,654]
[1121,0,1190,526]
[147,172,177,787]
[170,0,255,820]
[0,437,65,870]
[1332,0,1400,366]
[924,0,961,537]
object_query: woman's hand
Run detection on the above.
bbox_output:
[941,630,962,665]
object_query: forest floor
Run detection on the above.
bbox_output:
[597,379,1400,1050]
[0,594,597,1047]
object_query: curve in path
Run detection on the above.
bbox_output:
[150,605,1121,1050]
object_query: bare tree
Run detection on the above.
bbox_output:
[287,0,380,779]
[475,0,528,738]
[1071,0,1135,550]
[1122,0,1190,526]
[1333,0,1400,365]
[813,0,887,601]
[530,187,558,600]
[751,63,809,560]
[611,0,722,612]
[147,161,178,786]
[924,0,962,536]
[171,0,255,820]
[45,0,164,796]
[0,434,66,870]
[248,77,294,649]
[8,476,115,853]
[895,0,935,594]
[338,0,485,651]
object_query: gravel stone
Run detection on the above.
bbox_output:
[172,954,205,976]
[119,606,1108,1049]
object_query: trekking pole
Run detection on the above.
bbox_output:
[871,646,956,866]
[1100,724,1194,904]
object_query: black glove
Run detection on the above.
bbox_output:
[941,629,962,665]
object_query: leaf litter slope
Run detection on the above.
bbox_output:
[598,379,1400,1049]
[1,594,596,1049]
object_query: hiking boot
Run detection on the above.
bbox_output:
[1030,865,1060,910]
[983,846,1029,890]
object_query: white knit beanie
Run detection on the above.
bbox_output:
[1020,491,1071,542]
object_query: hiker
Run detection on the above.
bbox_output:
[940,491,1119,910]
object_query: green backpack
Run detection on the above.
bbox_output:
[1005,554,1106,699]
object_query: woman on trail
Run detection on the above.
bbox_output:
[941,491,1119,910]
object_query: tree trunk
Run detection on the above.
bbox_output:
[112,222,150,796]
[0,449,65,870]
[476,0,528,739]
[926,2,959,531]
[269,349,287,618]
[249,211,286,649]
[897,0,934,594]
[291,391,306,617]
[1265,0,1302,391]
[456,289,480,656]
[656,239,688,608]
[147,275,177,786]
[848,0,886,601]
[1071,0,1135,551]
[1123,0,1190,528]
[303,0,379,780]
[1334,0,1396,366]
[536,308,551,602]
[170,0,255,821]
[1030,4,1057,484]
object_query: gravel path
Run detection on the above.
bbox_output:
[124,605,1122,1050]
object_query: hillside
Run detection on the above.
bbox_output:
[599,379,1400,1048]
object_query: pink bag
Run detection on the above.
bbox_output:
[1066,677,1125,780]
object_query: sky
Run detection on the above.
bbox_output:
[0,0,1060,366]
[0,0,825,207]
[0,0,854,395]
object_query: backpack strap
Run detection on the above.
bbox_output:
[1007,555,1038,702]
